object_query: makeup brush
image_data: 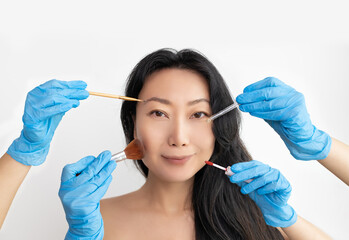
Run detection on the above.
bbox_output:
[205,160,252,183]
[111,139,144,162]
[88,91,143,102]
[75,140,144,176]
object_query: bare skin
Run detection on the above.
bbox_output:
[318,137,349,185]
[101,175,195,240]
[282,216,331,239]
[0,153,30,229]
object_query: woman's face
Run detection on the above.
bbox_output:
[134,68,215,183]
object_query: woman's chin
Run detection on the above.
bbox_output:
[145,161,205,183]
[155,170,196,184]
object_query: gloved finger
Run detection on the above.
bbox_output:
[246,91,305,118]
[59,89,89,100]
[40,88,89,101]
[58,181,110,207]
[72,151,112,185]
[36,101,80,121]
[61,156,96,183]
[90,160,117,187]
[257,181,292,196]
[65,160,116,196]
[242,77,287,93]
[230,164,271,183]
[230,160,264,173]
[238,95,295,113]
[65,80,88,89]
[232,180,247,190]
[38,95,74,108]
[236,87,291,105]
[88,175,113,202]
[249,106,296,121]
[90,151,112,176]
[240,169,279,194]
[39,79,87,90]
[257,174,292,195]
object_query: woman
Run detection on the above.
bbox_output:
[58,49,331,239]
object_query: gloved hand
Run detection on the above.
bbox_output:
[58,150,116,240]
[229,160,297,228]
[236,77,331,160]
[7,79,89,165]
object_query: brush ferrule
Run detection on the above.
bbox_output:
[111,151,127,162]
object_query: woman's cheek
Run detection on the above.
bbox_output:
[191,121,215,140]
[192,123,215,158]
[136,119,168,155]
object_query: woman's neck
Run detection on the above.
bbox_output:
[138,173,194,215]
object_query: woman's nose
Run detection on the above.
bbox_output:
[168,118,190,147]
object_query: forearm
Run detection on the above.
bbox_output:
[0,153,31,229]
[282,215,331,239]
[318,137,349,185]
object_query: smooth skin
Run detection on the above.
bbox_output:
[282,216,331,240]
[318,138,349,185]
[0,153,30,228]
[100,69,330,239]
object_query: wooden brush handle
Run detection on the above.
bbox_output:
[88,91,142,102]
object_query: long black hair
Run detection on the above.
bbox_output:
[120,49,284,239]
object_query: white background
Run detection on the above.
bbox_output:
[1,0,348,239]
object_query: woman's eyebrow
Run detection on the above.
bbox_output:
[143,97,210,105]
[143,97,171,105]
[188,98,210,106]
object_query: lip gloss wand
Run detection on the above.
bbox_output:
[205,161,252,183]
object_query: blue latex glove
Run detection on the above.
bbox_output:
[229,160,297,228]
[7,80,89,165]
[59,150,116,240]
[236,77,331,160]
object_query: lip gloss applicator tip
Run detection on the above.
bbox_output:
[205,160,252,183]
[205,160,227,171]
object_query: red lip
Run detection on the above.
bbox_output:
[162,154,193,164]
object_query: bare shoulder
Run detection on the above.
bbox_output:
[101,190,196,240]
[101,190,141,219]
[100,190,144,239]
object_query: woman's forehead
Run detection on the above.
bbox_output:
[139,68,210,100]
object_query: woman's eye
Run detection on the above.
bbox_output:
[191,112,208,119]
[150,110,167,118]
